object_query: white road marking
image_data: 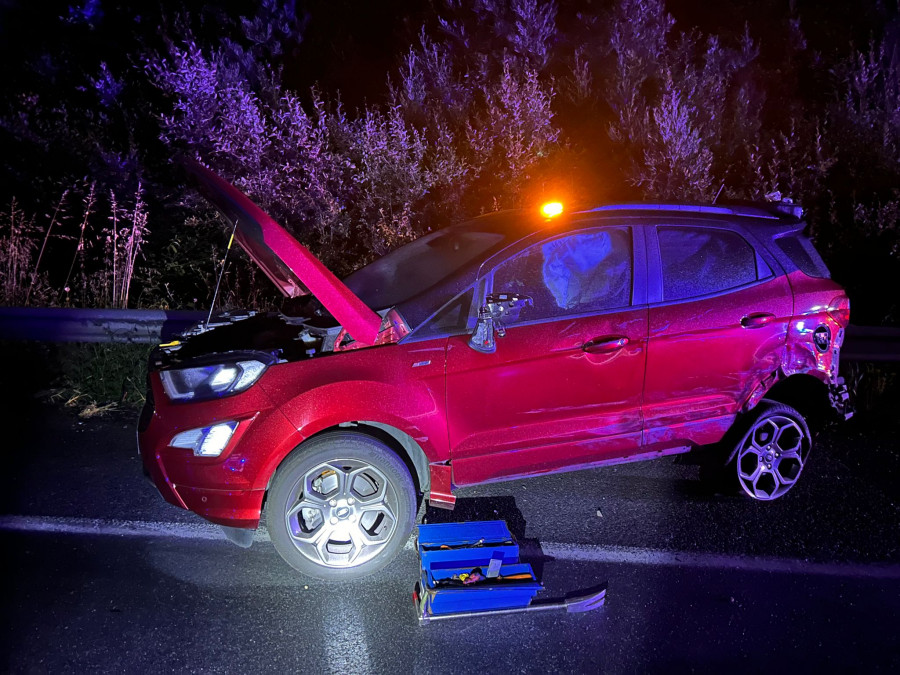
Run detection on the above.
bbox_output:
[2,514,899,580]
[536,542,900,580]
[0,514,270,543]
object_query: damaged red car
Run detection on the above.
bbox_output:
[138,162,852,579]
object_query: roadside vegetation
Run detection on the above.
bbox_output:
[1,0,898,412]
[53,343,151,416]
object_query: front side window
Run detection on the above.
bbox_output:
[658,226,760,301]
[492,228,632,325]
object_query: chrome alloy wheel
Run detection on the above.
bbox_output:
[736,413,810,500]
[284,459,399,568]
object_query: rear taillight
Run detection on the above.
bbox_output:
[827,295,851,326]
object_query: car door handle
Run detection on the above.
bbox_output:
[740,312,776,328]
[582,336,629,354]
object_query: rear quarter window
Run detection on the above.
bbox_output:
[776,236,831,278]
[658,226,764,301]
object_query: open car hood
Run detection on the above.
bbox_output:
[185,160,383,346]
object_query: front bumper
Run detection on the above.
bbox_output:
[138,374,300,529]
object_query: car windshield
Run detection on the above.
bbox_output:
[343,222,508,310]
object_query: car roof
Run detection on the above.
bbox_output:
[575,201,803,221]
[564,201,807,239]
[454,199,804,235]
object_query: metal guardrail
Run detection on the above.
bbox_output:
[0,307,207,344]
[842,325,900,362]
[0,307,898,361]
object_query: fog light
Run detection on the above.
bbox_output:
[170,421,238,457]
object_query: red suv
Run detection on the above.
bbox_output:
[139,163,852,579]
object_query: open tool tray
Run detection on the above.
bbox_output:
[418,520,520,570]
[415,521,542,619]
[423,563,542,615]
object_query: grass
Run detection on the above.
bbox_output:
[54,343,152,416]
[843,361,899,418]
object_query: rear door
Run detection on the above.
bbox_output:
[642,222,792,448]
[444,224,649,485]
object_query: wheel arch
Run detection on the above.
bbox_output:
[345,421,431,494]
[758,372,831,433]
[263,421,431,497]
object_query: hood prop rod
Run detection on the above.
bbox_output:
[206,219,238,328]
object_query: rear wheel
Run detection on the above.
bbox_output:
[702,400,812,501]
[266,432,416,580]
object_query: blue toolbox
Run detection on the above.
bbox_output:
[418,520,520,571]
[413,520,606,622]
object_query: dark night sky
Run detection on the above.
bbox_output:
[0,0,892,108]
[285,0,432,107]
[0,0,430,105]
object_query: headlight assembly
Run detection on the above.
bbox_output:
[160,359,268,402]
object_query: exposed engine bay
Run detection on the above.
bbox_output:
[151,310,343,370]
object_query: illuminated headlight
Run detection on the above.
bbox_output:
[170,421,238,457]
[160,360,268,402]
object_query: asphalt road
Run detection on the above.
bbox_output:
[3,404,900,673]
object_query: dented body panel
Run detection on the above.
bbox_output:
[782,271,847,382]
[447,307,648,485]
[643,276,793,446]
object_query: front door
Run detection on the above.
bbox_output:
[445,226,648,485]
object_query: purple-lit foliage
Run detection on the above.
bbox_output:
[1,199,47,306]
[840,39,900,161]
[148,0,561,268]
[2,0,899,321]
[605,0,759,200]
[104,184,149,309]
[149,42,438,268]
[392,1,559,212]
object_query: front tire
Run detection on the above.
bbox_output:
[266,432,416,580]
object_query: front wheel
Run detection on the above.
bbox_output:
[266,432,416,580]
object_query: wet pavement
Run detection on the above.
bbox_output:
[3,405,900,672]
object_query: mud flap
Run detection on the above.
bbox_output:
[427,462,456,510]
[220,525,255,548]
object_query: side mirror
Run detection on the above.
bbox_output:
[468,293,533,353]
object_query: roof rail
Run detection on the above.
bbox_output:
[577,202,803,220]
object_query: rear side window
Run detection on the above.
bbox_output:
[658,227,761,301]
[492,228,632,324]
[776,236,830,278]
